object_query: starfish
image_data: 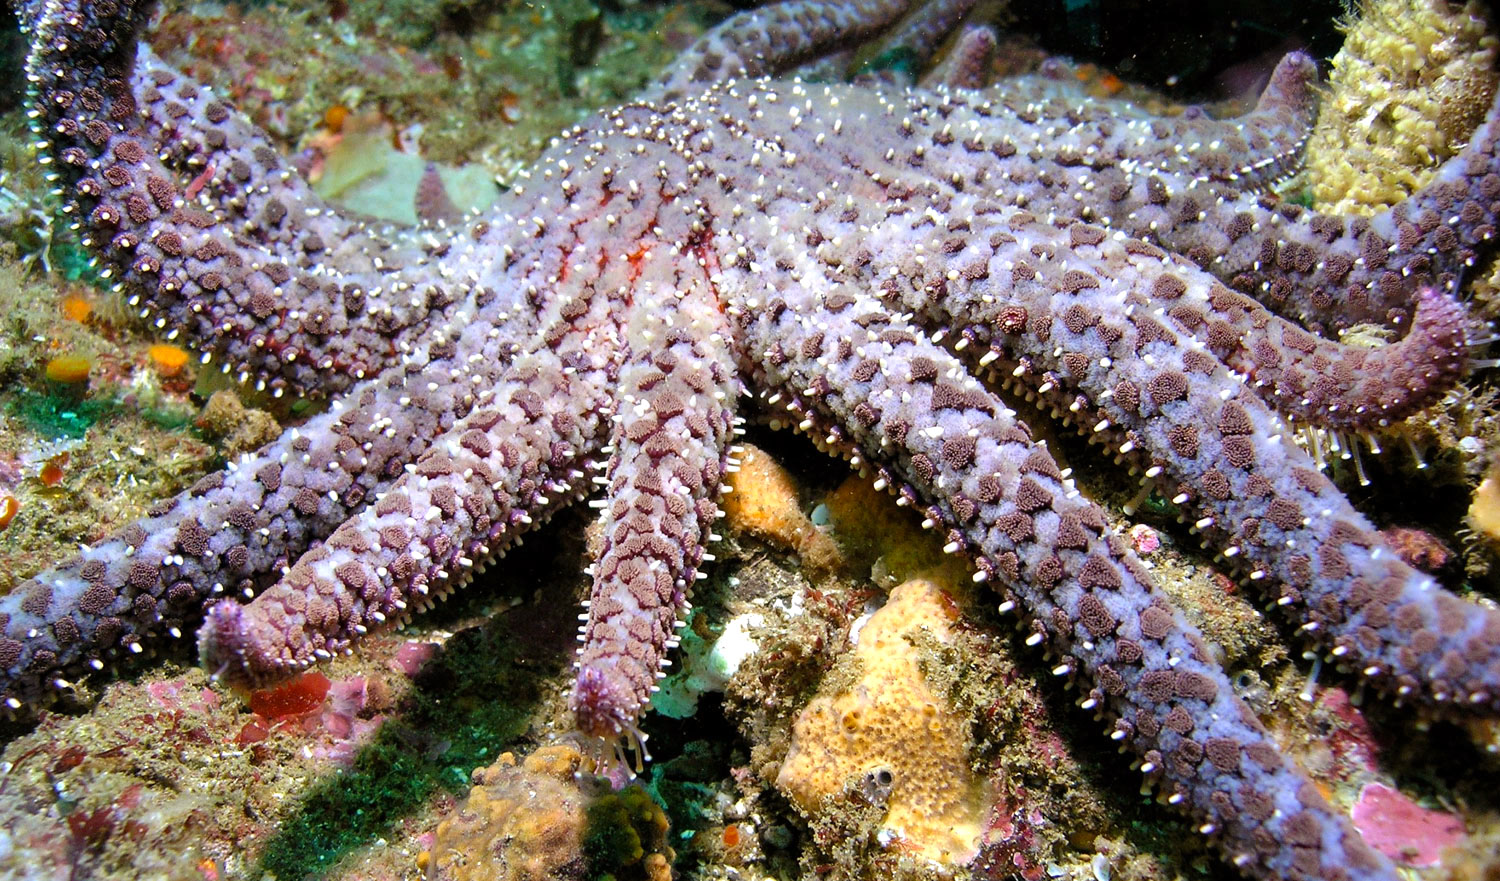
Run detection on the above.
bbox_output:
[8,1,1500,879]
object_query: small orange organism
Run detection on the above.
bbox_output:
[39,455,67,487]
[323,104,349,134]
[44,354,91,384]
[148,343,190,377]
[60,292,93,323]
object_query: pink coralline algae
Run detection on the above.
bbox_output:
[8,1,1500,879]
[390,638,439,677]
[1127,523,1160,556]
[145,676,220,715]
[1351,782,1466,868]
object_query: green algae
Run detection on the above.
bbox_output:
[6,387,117,439]
[640,737,733,870]
[260,739,449,880]
[5,386,196,440]
[862,46,921,81]
[259,652,536,875]
[51,239,110,289]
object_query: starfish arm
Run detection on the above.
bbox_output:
[1109,346,1500,712]
[919,24,997,90]
[876,209,1500,712]
[729,278,1397,881]
[651,0,920,99]
[862,0,978,74]
[914,215,1469,430]
[570,259,741,742]
[415,162,462,225]
[129,46,460,273]
[127,48,400,264]
[1188,283,1471,431]
[696,66,1315,266]
[199,306,622,688]
[1126,71,1500,333]
[0,221,551,713]
[776,0,984,89]
[860,47,1462,338]
[756,80,1464,429]
[0,351,482,709]
[920,50,1318,204]
[24,3,461,397]
[1057,236,1472,432]
[0,232,559,710]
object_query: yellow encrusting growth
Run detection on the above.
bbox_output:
[775,574,986,867]
[1303,0,1497,215]
[1469,461,1500,548]
[722,443,843,571]
[424,744,675,881]
[425,745,590,881]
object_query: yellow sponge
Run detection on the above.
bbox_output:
[1304,0,1497,215]
[775,575,985,866]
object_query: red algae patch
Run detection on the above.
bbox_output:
[249,669,332,719]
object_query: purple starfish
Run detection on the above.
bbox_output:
[9,0,1500,878]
